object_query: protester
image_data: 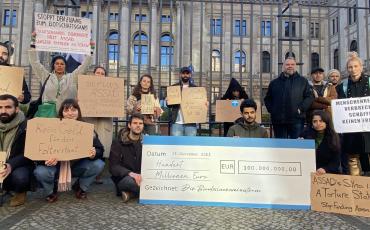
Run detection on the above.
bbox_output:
[221,78,249,136]
[327,69,341,87]
[28,33,92,111]
[83,66,113,184]
[33,99,105,202]
[0,41,31,104]
[264,57,313,139]
[336,52,370,176]
[300,110,340,174]
[127,74,162,135]
[227,99,268,138]
[109,114,144,202]
[0,94,33,206]
[307,67,337,121]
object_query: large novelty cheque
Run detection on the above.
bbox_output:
[140,136,316,209]
[34,13,91,54]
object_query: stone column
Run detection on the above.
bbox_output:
[120,0,130,67]
[150,0,158,68]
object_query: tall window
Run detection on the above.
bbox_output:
[310,22,319,39]
[234,50,246,72]
[334,49,339,70]
[332,17,339,35]
[211,86,220,104]
[109,12,119,21]
[3,9,17,26]
[348,4,357,25]
[135,14,147,22]
[160,34,174,66]
[210,19,222,36]
[211,50,221,71]
[108,31,119,69]
[234,19,246,36]
[56,10,65,15]
[161,15,171,23]
[261,20,271,37]
[262,51,271,73]
[133,33,148,65]
[81,11,93,19]
[284,21,296,37]
[311,53,320,69]
[350,40,358,52]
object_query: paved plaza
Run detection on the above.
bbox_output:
[0,176,369,230]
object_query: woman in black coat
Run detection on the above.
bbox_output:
[300,110,340,174]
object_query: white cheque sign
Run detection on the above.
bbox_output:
[140,136,316,209]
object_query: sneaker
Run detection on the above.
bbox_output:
[45,193,58,203]
[121,191,130,203]
[9,192,26,207]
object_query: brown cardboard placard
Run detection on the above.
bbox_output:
[0,66,24,98]
[215,100,262,123]
[181,87,208,123]
[166,86,181,105]
[0,151,6,183]
[141,94,155,115]
[24,118,94,161]
[311,173,370,217]
[78,75,125,117]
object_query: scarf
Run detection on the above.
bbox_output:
[0,111,25,159]
[58,161,72,192]
[315,132,325,149]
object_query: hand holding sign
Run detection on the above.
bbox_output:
[0,152,8,183]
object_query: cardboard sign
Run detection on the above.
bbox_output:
[35,13,91,54]
[0,66,24,98]
[25,118,94,161]
[166,86,181,105]
[141,94,155,115]
[181,87,207,123]
[140,136,316,209]
[215,100,262,123]
[311,173,370,217]
[331,96,370,133]
[78,75,125,117]
[0,151,6,183]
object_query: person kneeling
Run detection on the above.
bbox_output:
[33,99,105,202]
[109,114,144,202]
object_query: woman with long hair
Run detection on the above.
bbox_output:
[300,110,340,174]
[127,74,162,135]
[33,99,105,202]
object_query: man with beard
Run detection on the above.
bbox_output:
[264,57,313,139]
[227,99,268,138]
[109,114,144,202]
[166,66,198,136]
[0,94,33,206]
[0,42,31,104]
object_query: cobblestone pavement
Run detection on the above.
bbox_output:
[1,177,369,230]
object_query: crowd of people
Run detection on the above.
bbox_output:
[0,36,369,207]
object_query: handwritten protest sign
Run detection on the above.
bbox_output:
[216,100,262,123]
[181,87,207,123]
[25,118,94,161]
[35,13,91,54]
[141,94,155,115]
[166,86,181,105]
[0,152,6,183]
[311,173,370,217]
[0,66,24,98]
[331,96,370,133]
[78,75,125,117]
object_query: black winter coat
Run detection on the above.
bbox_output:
[264,72,313,124]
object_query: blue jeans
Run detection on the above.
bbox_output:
[171,123,197,136]
[116,176,140,197]
[34,159,105,195]
[272,122,304,139]
[3,166,32,193]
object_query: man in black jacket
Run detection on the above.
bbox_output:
[109,114,144,202]
[264,57,313,139]
[0,94,33,206]
[0,41,31,104]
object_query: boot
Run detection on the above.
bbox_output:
[9,192,26,207]
[348,154,362,176]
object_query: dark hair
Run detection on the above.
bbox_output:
[50,55,67,72]
[58,98,82,121]
[93,66,107,76]
[240,99,257,113]
[0,94,18,107]
[132,74,157,99]
[221,78,249,100]
[128,113,144,124]
[311,110,340,152]
[0,41,14,56]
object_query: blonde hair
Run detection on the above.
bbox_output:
[346,52,363,68]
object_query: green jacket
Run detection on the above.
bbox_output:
[227,118,268,138]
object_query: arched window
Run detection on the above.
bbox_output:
[285,51,296,60]
[334,49,339,70]
[211,50,221,71]
[262,51,271,73]
[160,33,174,66]
[311,52,320,69]
[133,32,148,65]
[108,31,119,68]
[234,50,246,72]
[350,40,358,52]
